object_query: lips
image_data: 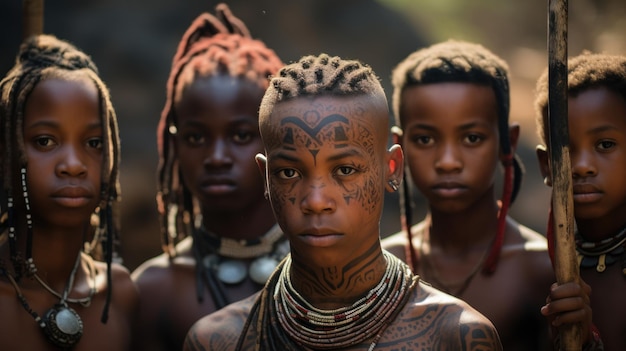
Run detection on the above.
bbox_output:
[51,186,93,207]
[431,181,466,197]
[297,228,343,247]
[572,183,602,203]
[200,177,237,195]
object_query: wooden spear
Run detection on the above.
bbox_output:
[547,0,582,349]
[22,0,44,40]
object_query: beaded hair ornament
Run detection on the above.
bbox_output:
[0,34,121,348]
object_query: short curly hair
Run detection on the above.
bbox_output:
[534,52,626,145]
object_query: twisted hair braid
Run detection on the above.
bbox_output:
[155,3,283,260]
[259,53,385,120]
[391,40,523,274]
[0,34,121,322]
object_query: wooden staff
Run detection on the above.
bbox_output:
[22,0,44,40]
[547,0,582,349]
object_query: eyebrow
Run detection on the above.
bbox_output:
[326,149,366,162]
[26,120,102,130]
[408,120,489,132]
[588,124,621,134]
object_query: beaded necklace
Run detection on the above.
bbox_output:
[236,251,418,350]
[576,225,626,276]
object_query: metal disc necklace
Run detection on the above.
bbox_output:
[3,252,85,349]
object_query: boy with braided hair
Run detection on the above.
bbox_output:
[183,53,502,351]
[381,40,555,350]
[0,34,138,350]
[131,3,286,351]
[536,52,626,350]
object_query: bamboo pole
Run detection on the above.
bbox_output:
[22,0,44,40]
[547,0,582,349]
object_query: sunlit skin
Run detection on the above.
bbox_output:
[183,93,503,351]
[0,77,138,351]
[537,87,626,350]
[131,74,277,351]
[383,83,555,351]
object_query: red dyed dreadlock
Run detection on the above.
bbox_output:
[155,3,283,258]
[390,40,524,275]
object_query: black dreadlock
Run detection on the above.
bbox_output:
[0,34,121,323]
[156,3,283,259]
[390,40,523,274]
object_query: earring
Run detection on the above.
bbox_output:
[388,180,399,192]
[264,191,269,200]
[543,177,550,186]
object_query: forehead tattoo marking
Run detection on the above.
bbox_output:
[280,113,349,162]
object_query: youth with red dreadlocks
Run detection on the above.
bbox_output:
[381,40,555,351]
[131,4,286,351]
[0,34,138,350]
[183,52,502,351]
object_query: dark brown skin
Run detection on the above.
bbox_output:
[0,77,138,351]
[183,94,502,351]
[537,87,626,350]
[131,75,278,351]
[382,83,555,351]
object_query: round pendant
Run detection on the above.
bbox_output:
[249,256,279,285]
[217,259,247,284]
[43,304,83,348]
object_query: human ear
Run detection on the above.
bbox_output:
[390,126,403,146]
[507,122,520,153]
[255,153,270,198]
[385,144,404,193]
[535,145,552,187]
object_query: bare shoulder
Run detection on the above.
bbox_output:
[131,238,195,289]
[381,221,428,261]
[381,281,502,350]
[184,293,259,351]
[95,260,140,309]
[381,231,407,260]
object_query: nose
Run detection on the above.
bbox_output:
[203,138,233,168]
[571,149,597,179]
[301,178,336,215]
[434,143,462,173]
[56,146,87,177]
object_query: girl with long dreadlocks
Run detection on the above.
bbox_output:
[131,4,285,351]
[381,40,555,351]
[183,53,502,351]
[0,34,138,350]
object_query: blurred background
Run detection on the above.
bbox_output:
[1,0,625,270]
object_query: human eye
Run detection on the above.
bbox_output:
[232,130,253,144]
[463,133,485,145]
[276,168,300,180]
[87,137,103,150]
[410,134,433,146]
[183,133,205,146]
[33,136,56,149]
[596,139,616,151]
[335,165,358,177]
